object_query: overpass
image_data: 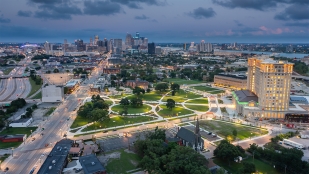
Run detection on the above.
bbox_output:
[0,74,30,79]
[0,99,41,107]
[292,75,309,81]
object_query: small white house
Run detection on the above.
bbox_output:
[9,118,33,127]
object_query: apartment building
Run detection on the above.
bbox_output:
[214,74,247,90]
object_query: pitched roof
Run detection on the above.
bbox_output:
[234,90,258,102]
[176,127,196,143]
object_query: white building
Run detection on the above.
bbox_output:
[9,118,33,127]
[42,85,64,103]
[300,131,309,139]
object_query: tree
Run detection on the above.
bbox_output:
[132,87,145,96]
[146,88,151,93]
[53,68,59,73]
[146,127,166,141]
[64,87,69,94]
[130,97,143,108]
[232,129,237,138]
[239,162,256,174]
[171,83,180,91]
[166,99,175,110]
[170,72,176,78]
[90,109,109,122]
[214,140,241,166]
[155,83,169,92]
[119,98,130,107]
[93,100,109,110]
[111,80,116,87]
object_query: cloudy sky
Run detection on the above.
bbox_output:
[0,0,308,43]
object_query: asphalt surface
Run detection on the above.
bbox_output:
[1,59,103,174]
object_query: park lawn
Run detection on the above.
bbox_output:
[2,67,14,75]
[213,157,280,174]
[82,116,155,132]
[208,90,225,94]
[104,100,113,105]
[31,91,42,99]
[44,107,56,116]
[111,105,152,114]
[0,142,22,149]
[109,93,132,99]
[200,120,268,140]
[184,104,209,112]
[157,104,194,117]
[70,115,90,129]
[140,91,164,101]
[163,89,202,102]
[27,78,42,98]
[0,127,37,137]
[106,149,141,173]
[185,98,208,104]
[192,86,219,92]
[165,78,204,85]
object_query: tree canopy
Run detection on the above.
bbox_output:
[155,83,169,91]
[166,99,175,110]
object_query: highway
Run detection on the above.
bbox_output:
[1,62,102,174]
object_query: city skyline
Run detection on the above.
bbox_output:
[0,0,308,43]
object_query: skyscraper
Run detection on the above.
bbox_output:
[125,33,133,48]
[90,37,93,46]
[113,39,122,54]
[148,42,155,54]
[75,39,85,52]
[183,43,186,50]
[199,40,205,52]
[94,35,99,45]
[44,41,50,54]
[246,56,293,118]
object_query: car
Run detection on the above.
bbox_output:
[103,130,108,133]
[75,168,82,173]
[212,134,217,137]
[113,129,117,131]
[32,137,36,141]
[4,167,9,172]
[208,132,212,135]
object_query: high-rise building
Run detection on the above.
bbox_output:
[237,56,293,118]
[107,39,113,52]
[125,33,133,48]
[94,35,99,45]
[136,32,140,39]
[206,43,213,52]
[90,37,93,46]
[148,42,155,54]
[183,43,186,50]
[199,40,205,52]
[113,39,122,54]
[75,39,85,52]
[44,41,50,54]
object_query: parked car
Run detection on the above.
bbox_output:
[208,132,212,135]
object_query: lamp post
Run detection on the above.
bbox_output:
[30,130,33,137]
[11,147,14,156]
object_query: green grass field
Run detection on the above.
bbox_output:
[111,105,152,114]
[164,78,204,85]
[104,99,113,105]
[162,89,202,102]
[106,149,141,173]
[208,90,225,94]
[192,86,219,92]
[44,107,56,116]
[2,67,14,75]
[200,120,268,140]
[184,104,209,112]
[27,78,42,98]
[109,93,132,99]
[157,104,194,117]
[185,98,208,104]
[0,127,38,149]
[82,116,155,132]
[31,91,42,99]
[127,91,163,101]
[70,115,91,129]
[213,157,280,174]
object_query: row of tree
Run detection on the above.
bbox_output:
[134,128,212,174]
[0,98,27,128]
[77,95,109,122]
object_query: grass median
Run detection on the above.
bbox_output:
[27,78,42,98]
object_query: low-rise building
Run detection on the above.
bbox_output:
[37,139,73,174]
[175,119,204,151]
[42,85,64,103]
[125,79,149,90]
[300,131,309,139]
[9,118,33,127]
[214,74,247,90]
[0,134,26,142]
[79,154,107,174]
[232,90,259,114]
[102,67,120,74]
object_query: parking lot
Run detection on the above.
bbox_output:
[43,73,72,85]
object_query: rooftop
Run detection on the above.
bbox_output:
[233,90,259,103]
[37,139,73,174]
[79,154,106,174]
[10,117,31,123]
[176,127,200,144]
[290,97,308,104]
[216,74,247,80]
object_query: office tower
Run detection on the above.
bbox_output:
[199,40,205,52]
[143,38,148,47]
[113,39,122,54]
[97,40,104,47]
[136,32,140,39]
[125,33,133,48]
[155,46,162,54]
[148,42,155,54]
[44,41,50,54]
[190,42,194,47]
[247,56,293,118]
[94,35,99,45]
[206,43,213,52]
[90,38,93,46]
[183,43,186,50]
[107,39,113,52]
[63,39,68,52]
[75,39,86,52]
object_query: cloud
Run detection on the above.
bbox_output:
[234,20,243,27]
[0,15,10,23]
[274,4,309,21]
[111,0,166,8]
[188,7,216,19]
[212,0,278,11]
[31,0,82,20]
[150,19,158,22]
[17,10,33,17]
[83,0,122,16]
[284,22,309,27]
[135,14,149,20]
[29,0,62,4]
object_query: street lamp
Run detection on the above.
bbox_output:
[11,147,14,156]
[30,130,33,137]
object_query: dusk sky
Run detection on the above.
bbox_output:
[0,0,308,43]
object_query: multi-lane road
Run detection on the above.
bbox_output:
[1,62,103,174]
[0,67,31,102]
